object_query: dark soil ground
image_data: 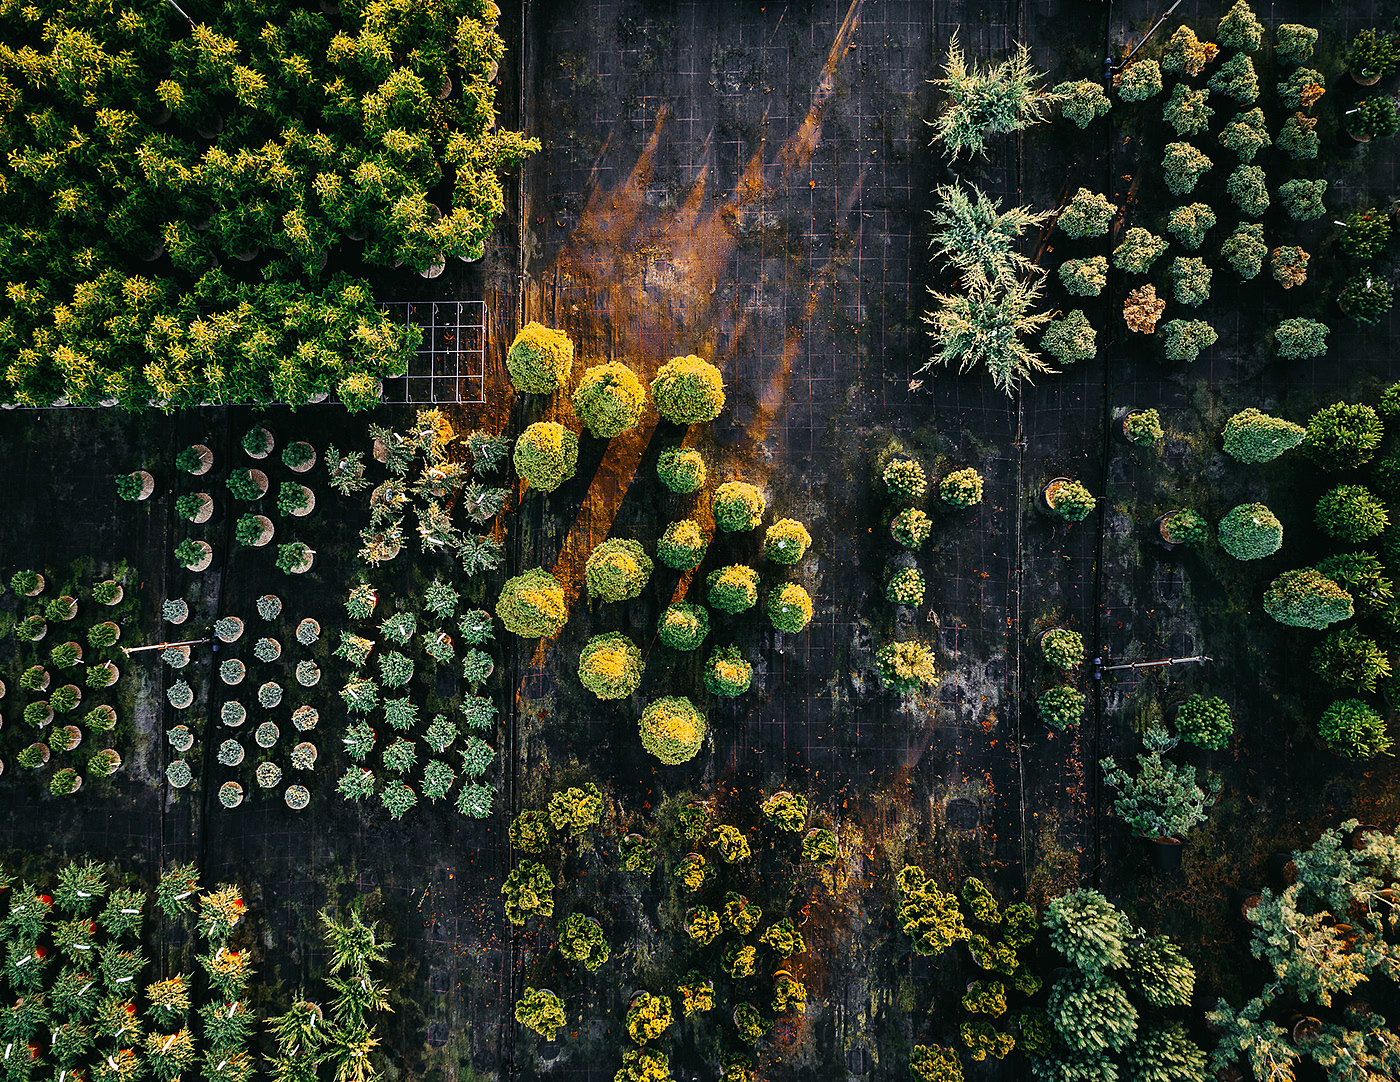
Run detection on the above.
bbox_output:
[0,1,1396,1081]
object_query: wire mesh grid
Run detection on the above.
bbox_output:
[382,300,489,405]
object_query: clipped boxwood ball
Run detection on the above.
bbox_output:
[704,646,752,697]
[639,696,707,764]
[712,482,765,532]
[659,603,709,651]
[1217,502,1282,560]
[657,519,708,570]
[764,519,811,564]
[658,447,706,493]
[573,362,646,437]
[585,539,653,602]
[514,422,579,493]
[507,322,574,394]
[707,565,759,614]
[578,633,644,700]
[652,355,726,424]
[768,583,813,632]
[497,568,568,637]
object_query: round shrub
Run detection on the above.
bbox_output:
[1123,409,1163,446]
[712,482,764,532]
[585,539,653,602]
[1275,317,1329,359]
[166,761,192,788]
[1264,569,1354,629]
[1217,503,1282,560]
[657,448,706,493]
[1040,309,1097,365]
[659,603,709,651]
[651,355,725,424]
[704,646,752,697]
[1039,686,1085,730]
[514,422,579,493]
[1316,485,1389,544]
[578,633,644,700]
[768,584,812,632]
[886,569,925,606]
[1175,695,1233,750]
[573,362,645,437]
[764,519,811,564]
[1304,403,1382,471]
[940,468,984,508]
[1042,629,1084,671]
[1222,408,1305,463]
[258,683,283,709]
[497,569,568,637]
[1116,58,1162,101]
[1318,699,1392,760]
[506,322,574,394]
[1047,480,1095,522]
[657,519,707,570]
[891,509,932,549]
[1057,187,1114,235]
[1312,628,1391,694]
[876,641,937,693]
[883,458,927,501]
[639,697,707,764]
[708,565,759,614]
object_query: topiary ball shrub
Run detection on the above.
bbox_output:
[876,641,937,693]
[496,568,568,637]
[1316,485,1389,544]
[659,603,709,652]
[651,355,726,424]
[578,633,644,700]
[764,519,811,564]
[1318,699,1392,760]
[1217,503,1282,560]
[883,458,927,501]
[1046,480,1095,522]
[657,448,706,493]
[573,362,646,437]
[1039,685,1085,730]
[940,468,984,508]
[639,697,707,764]
[657,520,708,570]
[514,422,579,493]
[1041,629,1084,671]
[886,569,925,606]
[585,539,653,602]
[1222,408,1305,462]
[768,584,813,633]
[1303,403,1381,470]
[1175,694,1233,750]
[1264,568,1354,629]
[712,482,765,532]
[704,646,753,697]
[708,565,759,614]
[506,322,574,394]
[891,509,932,549]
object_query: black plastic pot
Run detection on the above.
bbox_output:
[1146,835,1182,872]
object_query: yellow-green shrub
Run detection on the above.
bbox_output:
[763,519,811,564]
[573,362,646,437]
[513,421,579,492]
[707,565,758,614]
[497,569,568,637]
[639,696,707,764]
[768,584,813,632]
[712,482,764,532]
[578,633,643,699]
[657,520,707,570]
[651,355,726,424]
[585,539,653,601]
[506,322,574,394]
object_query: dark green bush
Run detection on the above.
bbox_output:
[1116,59,1162,102]
[1275,318,1329,360]
[1222,408,1304,462]
[1167,203,1216,250]
[1315,484,1389,543]
[657,448,706,493]
[1038,686,1085,730]
[1339,208,1392,261]
[1264,569,1354,629]
[1275,113,1318,160]
[1055,81,1111,129]
[1218,108,1269,160]
[1316,553,1393,614]
[1303,403,1382,470]
[1217,503,1282,560]
[1318,699,1392,759]
[1171,257,1212,306]
[1221,222,1266,279]
[1057,189,1114,236]
[1162,143,1212,196]
[1311,628,1392,693]
[1275,24,1317,66]
[1160,320,1217,362]
[1208,54,1258,104]
[1040,310,1097,364]
[1226,165,1269,217]
[1217,0,1264,51]
[1339,275,1394,326]
[1112,228,1166,275]
[1277,179,1327,221]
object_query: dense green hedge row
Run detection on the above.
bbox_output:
[0,0,534,407]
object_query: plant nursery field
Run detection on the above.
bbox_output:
[0,0,1398,1081]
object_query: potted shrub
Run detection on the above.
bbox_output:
[285,785,311,810]
[886,569,925,607]
[1100,726,1220,870]
[23,701,51,729]
[242,425,274,459]
[11,570,44,596]
[883,458,927,501]
[939,468,984,508]
[176,492,214,524]
[18,615,47,641]
[50,769,82,795]
[48,596,76,621]
[293,705,318,731]
[296,660,320,687]
[277,482,316,517]
[17,743,49,768]
[890,508,932,549]
[235,514,275,547]
[48,725,81,753]
[167,726,195,753]
[19,666,48,692]
[88,749,122,778]
[162,599,189,624]
[219,659,246,685]
[1346,28,1400,85]
[256,760,282,789]
[282,441,317,472]
[1339,208,1392,260]
[291,742,317,770]
[175,539,213,571]
[1038,685,1085,730]
[217,740,245,767]
[214,616,244,643]
[177,444,214,476]
[257,595,282,620]
[276,543,315,574]
[1156,509,1208,546]
[1346,99,1399,142]
[115,471,154,502]
[296,618,320,645]
[218,782,243,808]
[93,580,123,605]
[1175,694,1234,750]
[258,684,283,709]
[1122,409,1163,446]
[221,702,246,727]
[83,705,117,732]
[166,760,193,788]
[1044,478,1095,522]
[167,681,194,709]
